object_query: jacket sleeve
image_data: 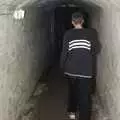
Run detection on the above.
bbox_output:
[60,33,69,69]
[91,30,100,55]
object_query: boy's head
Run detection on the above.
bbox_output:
[72,12,84,27]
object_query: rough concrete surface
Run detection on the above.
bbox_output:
[90,4,120,120]
[0,7,51,120]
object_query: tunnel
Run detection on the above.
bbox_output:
[0,0,119,120]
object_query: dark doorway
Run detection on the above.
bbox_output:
[54,7,79,60]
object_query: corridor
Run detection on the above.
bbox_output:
[0,0,120,120]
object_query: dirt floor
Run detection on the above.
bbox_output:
[20,66,110,120]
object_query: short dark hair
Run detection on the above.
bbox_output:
[72,12,84,25]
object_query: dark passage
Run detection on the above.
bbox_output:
[24,6,97,120]
[19,4,103,120]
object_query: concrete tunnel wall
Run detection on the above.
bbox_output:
[0,7,53,120]
[0,0,120,120]
[89,2,120,120]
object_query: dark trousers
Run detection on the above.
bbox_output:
[67,77,91,120]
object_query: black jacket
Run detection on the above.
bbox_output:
[60,28,99,78]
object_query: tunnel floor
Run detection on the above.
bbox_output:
[20,66,110,120]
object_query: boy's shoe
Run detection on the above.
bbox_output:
[68,112,76,119]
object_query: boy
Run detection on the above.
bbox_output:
[60,12,99,120]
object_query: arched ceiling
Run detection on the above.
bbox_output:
[1,0,120,14]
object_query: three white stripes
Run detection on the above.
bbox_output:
[69,39,91,51]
